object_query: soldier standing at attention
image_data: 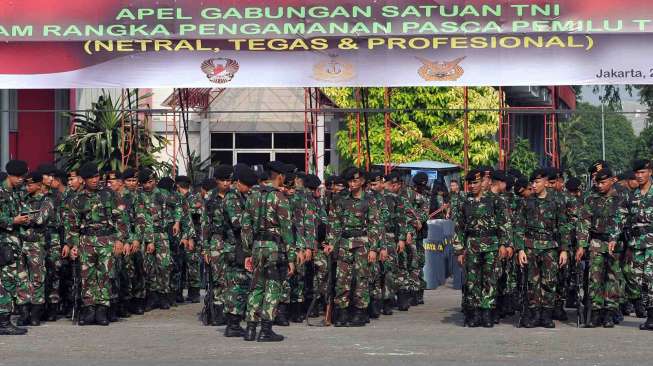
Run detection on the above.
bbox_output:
[0,160,29,335]
[66,163,129,326]
[175,175,203,303]
[454,169,510,328]
[515,168,570,328]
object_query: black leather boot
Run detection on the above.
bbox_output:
[348,307,366,327]
[108,303,119,322]
[553,303,568,321]
[396,291,410,311]
[257,320,284,342]
[603,310,615,328]
[117,302,131,318]
[635,299,646,318]
[158,292,170,310]
[368,299,381,319]
[639,308,653,330]
[95,305,110,326]
[468,309,481,328]
[521,308,535,328]
[46,303,59,321]
[334,307,347,327]
[290,302,305,323]
[243,321,257,341]
[409,291,419,306]
[144,292,159,312]
[131,298,145,315]
[224,313,246,337]
[176,289,185,304]
[481,309,494,328]
[417,290,424,305]
[382,299,394,315]
[274,303,290,326]
[78,305,96,326]
[187,287,201,303]
[16,305,30,326]
[540,309,555,328]
[0,313,27,335]
[587,310,602,328]
[622,302,635,316]
[29,304,43,326]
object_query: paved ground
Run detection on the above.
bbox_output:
[1,283,651,366]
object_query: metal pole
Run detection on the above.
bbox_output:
[0,89,10,168]
[601,102,606,160]
[463,87,469,190]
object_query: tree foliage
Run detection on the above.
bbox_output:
[322,87,499,167]
[55,90,170,173]
[509,138,539,178]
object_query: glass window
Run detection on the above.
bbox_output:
[211,133,233,149]
[237,152,272,166]
[211,151,233,166]
[274,133,305,149]
[324,133,331,148]
[276,153,305,170]
[236,133,272,149]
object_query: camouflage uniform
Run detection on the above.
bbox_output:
[577,189,623,318]
[16,192,55,306]
[0,179,25,333]
[169,190,190,303]
[182,190,204,292]
[221,189,250,317]
[381,190,408,306]
[122,188,146,305]
[204,189,230,309]
[66,188,129,308]
[304,192,328,300]
[514,188,570,323]
[43,188,63,311]
[402,186,429,300]
[368,188,389,311]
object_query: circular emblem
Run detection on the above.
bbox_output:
[201,58,240,84]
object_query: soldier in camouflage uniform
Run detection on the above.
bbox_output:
[14,172,55,326]
[366,170,390,319]
[326,167,381,327]
[622,160,653,331]
[302,174,329,317]
[454,169,510,328]
[175,176,203,303]
[221,167,257,337]
[575,169,624,328]
[384,172,412,311]
[60,169,84,318]
[66,163,129,326]
[0,160,29,335]
[514,168,570,328]
[241,161,299,342]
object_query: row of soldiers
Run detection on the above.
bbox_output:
[0,159,433,340]
[452,159,653,330]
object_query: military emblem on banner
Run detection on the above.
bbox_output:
[201,58,240,84]
[313,55,355,82]
[416,56,466,82]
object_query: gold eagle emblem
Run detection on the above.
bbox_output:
[416,56,466,81]
[201,58,240,84]
[313,56,355,82]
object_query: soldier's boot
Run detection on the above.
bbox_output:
[334,307,348,327]
[587,310,602,328]
[409,291,419,306]
[131,298,145,315]
[603,310,615,328]
[612,308,623,324]
[468,309,481,328]
[565,291,578,309]
[368,299,381,319]
[521,309,536,328]
[224,314,246,338]
[621,302,634,316]
[290,302,305,323]
[639,308,653,330]
[348,307,366,327]
[46,303,59,321]
[108,303,119,322]
[78,306,96,326]
[382,299,394,315]
[396,291,410,311]
[29,304,43,326]
[187,287,201,303]
[95,305,110,326]
[635,299,647,318]
[273,303,290,326]
[144,292,158,312]
[417,290,425,305]
[243,321,258,341]
[553,303,568,321]
[117,302,131,318]
[257,320,284,342]
[167,292,177,307]
[491,308,500,324]
[540,309,555,328]
[176,288,185,304]
[158,292,170,310]
[0,313,28,335]
[481,309,494,328]
[531,309,542,327]
[16,305,30,326]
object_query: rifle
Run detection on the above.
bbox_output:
[516,264,529,328]
[71,259,81,324]
[200,265,214,326]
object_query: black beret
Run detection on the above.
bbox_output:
[138,168,155,184]
[24,172,43,184]
[325,175,335,186]
[284,164,298,174]
[233,163,250,176]
[5,160,28,176]
[589,160,609,174]
[157,177,175,191]
[106,171,122,180]
[304,174,321,190]
[632,159,652,172]
[333,176,346,186]
[122,168,136,180]
[514,177,530,194]
[214,164,234,180]
[52,169,67,183]
[79,162,99,179]
[284,172,296,187]
[530,168,548,181]
[256,169,269,181]
[266,161,286,175]
[465,169,482,182]
[0,172,7,182]
[384,171,401,183]
[546,167,563,180]
[237,167,258,187]
[505,175,515,191]
[37,163,56,175]
[343,167,365,181]
[618,171,636,180]
[491,170,507,182]
[201,178,216,191]
[367,170,384,183]
[565,177,582,192]
[595,169,614,182]
[507,168,523,179]
[413,172,428,186]
[67,169,79,178]
[175,175,191,185]
[477,165,494,177]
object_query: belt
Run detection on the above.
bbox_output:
[80,227,116,237]
[590,232,611,242]
[254,231,280,243]
[633,226,653,237]
[525,232,554,241]
[342,229,367,239]
[465,229,498,238]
